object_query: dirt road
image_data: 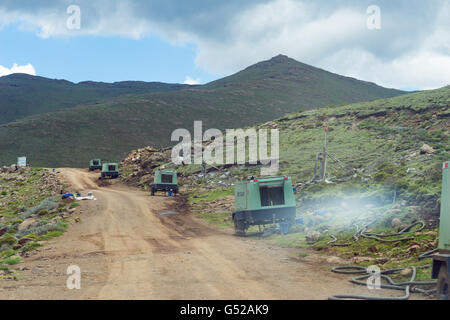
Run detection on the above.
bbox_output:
[0,169,388,300]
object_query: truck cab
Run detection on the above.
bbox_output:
[432,161,450,300]
[232,176,296,236]
[151,170,179,196]
[89,159,102,171]
[100,163,119,179]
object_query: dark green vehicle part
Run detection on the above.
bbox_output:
[232,176,296,236]
[151,170,179,195]
[100,163,119,179]
[432,161,450,300]
[89,159,102,171]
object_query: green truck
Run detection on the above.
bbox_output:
[432,161,450,300]
[100,163,119,179]
[89,159,102,171]
[151,169,178,196]
[232,176,296,236]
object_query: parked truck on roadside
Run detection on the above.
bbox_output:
[151,169,178,196]
[232,176,296,236]
[89,159,102,171]
[100,163,119,179]
[432,161,450,300]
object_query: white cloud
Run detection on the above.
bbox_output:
[0,63,36,77]
[183,76,201,85]
[316,1,450,90]
[0,0,448,89]
[193,0,367,75]
[319,48,450,90]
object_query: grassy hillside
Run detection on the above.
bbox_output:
[0,55,405,167]
[147,86,449,221]
[0,74,190,125]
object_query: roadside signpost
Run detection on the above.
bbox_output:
[17,157,27,167]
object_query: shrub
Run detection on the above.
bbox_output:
[20,197,59,220]
[0,234,16,246]
[0,249,16,259]
[38,209,49,216]
[0,264,10,272]
[21,241,42,253]
[70,202,80,209]
[16,222,65,239]
[2,256,20,265]
[39,230,64,241]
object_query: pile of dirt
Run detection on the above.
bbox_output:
[120,146,171,188]
[203,196,234,213]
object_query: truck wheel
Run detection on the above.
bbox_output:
[234,219,247,237]
[437,264,449,300]
[151,188,155,196]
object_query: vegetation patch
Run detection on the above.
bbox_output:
[2,256,20,265]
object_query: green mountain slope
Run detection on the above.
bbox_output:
[0,55,405,167]
[159,87,448,272]
[206,55,402,104]
[159,86,448,219]
[0,74,190,124]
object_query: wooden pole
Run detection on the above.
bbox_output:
[322,124,328,180]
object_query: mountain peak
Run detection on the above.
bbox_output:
[0,73,36,80]
[270,54,290,61]
[258,54,299,67]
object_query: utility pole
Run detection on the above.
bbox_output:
[321,123,328,180]
[202,161,206,180]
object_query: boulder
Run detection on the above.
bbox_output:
[326,256,346,265]
[420,144,435,154]
[406,245,420,254]
[18,237,33,246]
[305,230,321,242]
[400,268,412,277]
[0,226,7,237]
[353,256,374,264]
[376,257,389,264]
[391,218,403,228]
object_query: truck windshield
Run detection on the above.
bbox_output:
[161,174,173,183]
[259,186,285,207]
[108,165,116,171]
[93,161,99,165]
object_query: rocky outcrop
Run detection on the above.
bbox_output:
[420,144,435,154]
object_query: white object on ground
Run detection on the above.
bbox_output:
[75,191,97,201]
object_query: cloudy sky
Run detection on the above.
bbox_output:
[0,0,449,90]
